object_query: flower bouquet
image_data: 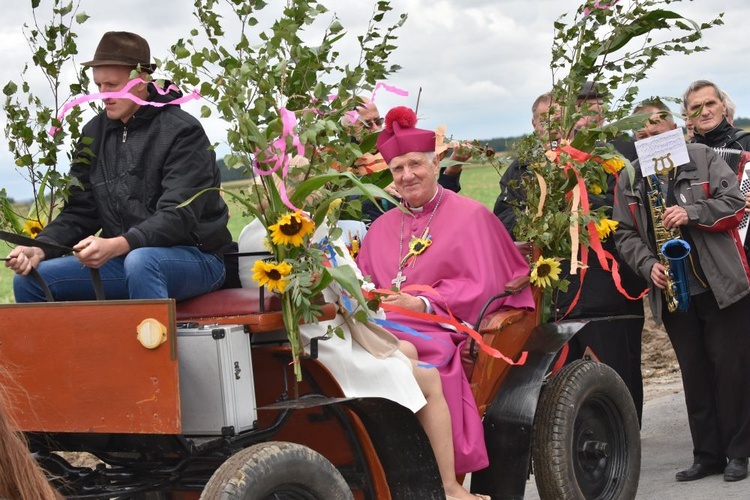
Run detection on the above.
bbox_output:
[507,0,721,319]
[167,1,407,380]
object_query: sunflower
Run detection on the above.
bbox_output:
[530,256,562,289]
[589,183,603,195]
[269,211,315,247]
[602,156,625,174]
[595,218,619,240]
[252,260,293,293]
[22,219,44,239]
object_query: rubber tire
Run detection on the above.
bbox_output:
[532,359,641,500]
[200,441,354,500]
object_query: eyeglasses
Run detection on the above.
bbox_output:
[361,116,384,129]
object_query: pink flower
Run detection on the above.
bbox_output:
[584,0,621,16]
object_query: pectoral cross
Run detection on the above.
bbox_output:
[391,271,407,291]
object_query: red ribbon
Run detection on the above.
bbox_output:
[553,145,641,317]
[374,285,528,366]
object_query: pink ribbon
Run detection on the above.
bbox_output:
[584,0,621,15]
[342,82,409,125]
[253,107,305,211]
[370,81,409,103]
[48,78,201,136]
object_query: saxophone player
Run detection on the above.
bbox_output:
[614,98,750,483]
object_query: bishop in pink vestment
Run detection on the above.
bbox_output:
[357,106,534,474]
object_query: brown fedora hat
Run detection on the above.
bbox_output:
[82,31,157,73]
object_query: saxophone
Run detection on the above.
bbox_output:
[645,174,691,313]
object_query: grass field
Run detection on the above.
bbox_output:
[0,164,503,303]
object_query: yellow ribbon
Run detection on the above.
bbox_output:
[569,184,581,275]
[534,171,547,220]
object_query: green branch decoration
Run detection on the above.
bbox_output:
[507,0,722,318]
[166,0,407,380]
[2,0,91,239]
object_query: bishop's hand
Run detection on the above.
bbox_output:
[381,292,426,313]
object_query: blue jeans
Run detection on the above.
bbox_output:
[14,246,225,302]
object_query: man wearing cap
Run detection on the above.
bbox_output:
[5,31,232,301]
[357,106,534,476]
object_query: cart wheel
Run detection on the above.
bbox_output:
[532,359,640,500]
[201,441,353,499]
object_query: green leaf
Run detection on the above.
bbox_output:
[358,131,379,155]
[2,81,17,96]
[323,264,369,312]
[602,10,691,55]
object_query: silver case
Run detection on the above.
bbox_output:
[177,325,257,435]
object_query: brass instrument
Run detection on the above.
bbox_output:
[645,174,691,313]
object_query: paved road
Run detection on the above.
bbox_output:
[520,385,750,499]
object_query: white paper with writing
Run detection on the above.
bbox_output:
[634,128,690,176]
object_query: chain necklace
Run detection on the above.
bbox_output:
[391,186,444,291]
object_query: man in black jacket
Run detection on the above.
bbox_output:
[685,80,750,153]
[684,79,750,257]
[494,86,647,423]
[5,32,232,301]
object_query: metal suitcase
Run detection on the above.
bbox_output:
[177,324,257,435]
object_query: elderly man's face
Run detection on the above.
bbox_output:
[389,151,439,208]
[685,86,727,135]
[634,107,677,140]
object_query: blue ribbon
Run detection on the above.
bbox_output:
[320,240,448,369]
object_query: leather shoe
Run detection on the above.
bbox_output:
[724,458,748,482]
[675,462,724,481]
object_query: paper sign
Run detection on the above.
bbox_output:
[634,128,690,176]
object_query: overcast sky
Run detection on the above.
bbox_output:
[1,0,749,199]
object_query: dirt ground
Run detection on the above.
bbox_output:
[641,303,682,401]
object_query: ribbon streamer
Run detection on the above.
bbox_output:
[320,243,445,368]
[343,81,409,125]
[49,78,201,136]
[555,145,621,316]
[253,107,306,212]
[533,171,547,219]
[376,284,528,367]
[569,184,581,275]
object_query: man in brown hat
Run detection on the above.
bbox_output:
[5,31,233,302]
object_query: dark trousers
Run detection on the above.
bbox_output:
[566,317,645,424]
[662,291,750,463]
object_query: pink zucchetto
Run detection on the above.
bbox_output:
[376,106,436,164]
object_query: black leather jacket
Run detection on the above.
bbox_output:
[692,117,750,157]
[37,82,232,257]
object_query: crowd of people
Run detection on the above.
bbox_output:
[3,28,750,497]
